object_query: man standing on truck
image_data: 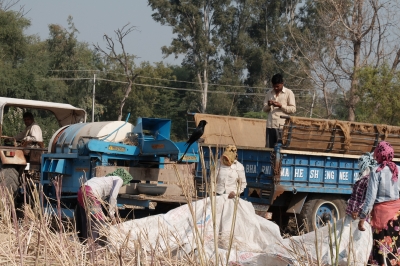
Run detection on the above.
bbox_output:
[14,112,43,144]
[216,145,247,198]
[262,74,296,148]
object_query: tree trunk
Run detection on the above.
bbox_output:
[117,80,133,121]
[348,38,361,122]
[322,86,331,118]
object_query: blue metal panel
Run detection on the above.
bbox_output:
[141,139,180,156]
[131,117,181,156]
[41,154,86,184]
[135,117,172,140]
[41,156,91,193]
[60,158,91,193]
[176,142,199,162]
[280,154,358,191]
[42,159,72,175]
[55,159,68,174]
[195,145,367,206]
[292,186,352,194]
[43,153,79,159]
[87,139,139,155]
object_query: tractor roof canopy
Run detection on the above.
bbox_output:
[0,97,87,127]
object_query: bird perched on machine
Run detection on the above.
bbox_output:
[178,120,207,163]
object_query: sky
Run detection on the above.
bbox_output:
[11,0,182,65]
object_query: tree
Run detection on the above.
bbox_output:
[94,24,138,121]
[149,0,230,113]
[0,0,23,12]
[215,1,313,118]
[287,0,400,121]
[45,16,101,112]
[94,61,184,139]
[0,8,31,97]
[356,64,400,125]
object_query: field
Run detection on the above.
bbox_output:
[0,157,370,266]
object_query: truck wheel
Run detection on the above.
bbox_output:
[0,167,20,194]
[299,195,346,232]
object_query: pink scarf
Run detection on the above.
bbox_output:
[374,141,398,181]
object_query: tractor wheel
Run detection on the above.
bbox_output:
[299,195,347,232]
[0,167,20,194]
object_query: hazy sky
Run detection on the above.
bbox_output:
[12,0,182,65]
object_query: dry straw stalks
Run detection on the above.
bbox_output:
[0,148,368,266]
[0,148,244,266]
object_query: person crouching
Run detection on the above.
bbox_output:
[76,168,133,245]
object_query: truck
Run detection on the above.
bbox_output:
[192,113,400,231]
[0,97,86,212]
[39,112,400,231]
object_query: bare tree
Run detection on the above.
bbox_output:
[94,24,138,121]
[1,0,20,11]
[285,0,400,121]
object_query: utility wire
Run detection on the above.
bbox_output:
[43,77,313,97]
[46,70,309,91]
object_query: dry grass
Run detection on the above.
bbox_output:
[0,148,368,266]
[0,149,236,265]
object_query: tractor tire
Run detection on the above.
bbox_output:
[299,195,347,233]
[0,167,20,194]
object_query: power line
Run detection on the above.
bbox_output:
[43,77,313,97]
[46,69,309,92]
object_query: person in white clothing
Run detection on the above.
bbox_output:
[14,112,43,143]
[216,145,247,199]
[76,168,133,244]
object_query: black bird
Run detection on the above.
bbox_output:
[178,120,207,162]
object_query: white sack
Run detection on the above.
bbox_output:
[107,196,372,265]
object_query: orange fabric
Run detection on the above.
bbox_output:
[370,199,400,230]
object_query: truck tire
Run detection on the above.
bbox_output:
[299,195,347,232]
[0,167,20,194]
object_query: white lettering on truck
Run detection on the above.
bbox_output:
[325,171,335,180]
[281,168,290,177]
[246,165,257,173]
[310,170,319,179]
[339,172,348,180]
[261,166,272,175]
[294,169,304,178]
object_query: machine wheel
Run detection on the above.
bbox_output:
[299,195,347,232]
[0,167,20,194]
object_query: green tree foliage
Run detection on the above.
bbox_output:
[3,0,400,148]
[356,65,400,125]
[0,9,30,97]
[0,9,29,64]
[95,61,189,140]
[243,111,267,119]
[149,0,230,113]
[45,17,102,110]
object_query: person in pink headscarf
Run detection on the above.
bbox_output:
[358,141,400,266]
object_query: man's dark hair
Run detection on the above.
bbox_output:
[271,74,284,84]
[23,112,34,120]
